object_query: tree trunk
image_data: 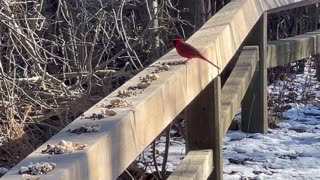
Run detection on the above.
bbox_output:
[176,0,211,37]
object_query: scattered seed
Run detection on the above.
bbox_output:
[162,64,170,71]
[118,89,127,95]
[68,124,100,134]
[105,109,117,116]
[100,102,106,108]
[19,162,56,175]
[166,60,185,66]
[41,140,86,155]
[137,82,151,89]
[87,113,105,120]
[150,74,160,80]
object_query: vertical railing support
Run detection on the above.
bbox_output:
[213,76,222,180]
[185,76,222,180]
[241,13,268,134]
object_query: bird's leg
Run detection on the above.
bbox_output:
[184,58,190,65]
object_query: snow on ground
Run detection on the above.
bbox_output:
[138,60,320,179]
[136,129,186,173]
[224,60,320,180]
[224,106,320,179]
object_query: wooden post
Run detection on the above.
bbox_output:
[241,13,268,134]
[185,76,222,180]
[213,77,222,180]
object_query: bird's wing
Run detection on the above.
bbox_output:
[177,43,203,58]
[178,43,220,70]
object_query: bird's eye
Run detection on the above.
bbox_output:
[169,41,174,46]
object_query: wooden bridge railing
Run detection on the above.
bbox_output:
[2,0,320,180]
[170,30,320,179]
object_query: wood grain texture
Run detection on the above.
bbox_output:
[168,150,213,180]
[221,46,259,134]
[242,13,268,134]
[2,0,319,180]
[213,77,223,180]
[261,0,320,14]
[267,30,320,68]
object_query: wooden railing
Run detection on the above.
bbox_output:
[2,0,320,180]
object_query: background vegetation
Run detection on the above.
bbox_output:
[0,0,319,178]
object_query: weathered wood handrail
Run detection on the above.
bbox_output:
[169,29,320,179]
[268,30,320,68]
[2,0,320,180]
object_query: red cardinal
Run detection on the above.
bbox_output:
[171,38,220,70]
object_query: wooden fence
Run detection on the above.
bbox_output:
[2,0,320,180]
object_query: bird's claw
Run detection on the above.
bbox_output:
[183,59,190,65]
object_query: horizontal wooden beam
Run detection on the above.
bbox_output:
[2,1,319,180]
[306,29,320,54]
[267,29,320,68]
[221,46,259,134]
[168,150,213,180]
[261,0,320,14]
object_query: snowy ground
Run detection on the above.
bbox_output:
[224,61,320,180]
[137,60,320,179]
[136,131,186,173]
[224,104,320,179]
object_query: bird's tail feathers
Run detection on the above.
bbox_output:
[200,55,220,70]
